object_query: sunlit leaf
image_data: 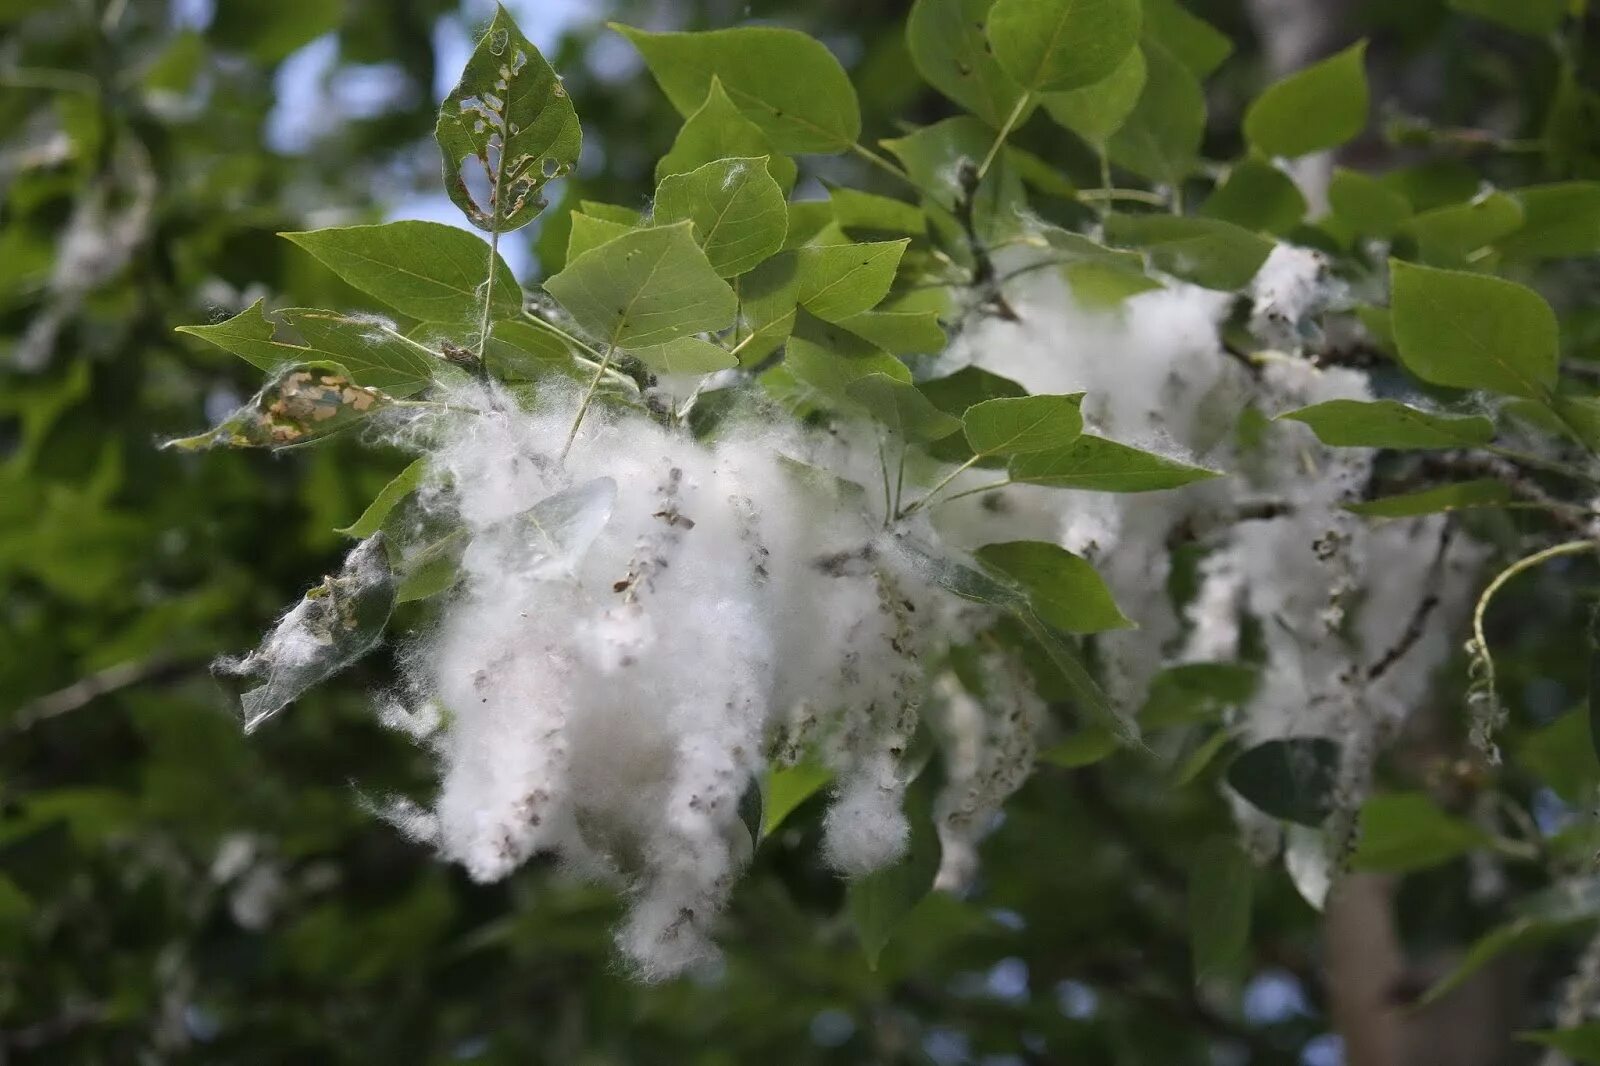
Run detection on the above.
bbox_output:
[612,23,860,153]
[543,221,737,349]
[654,156,788,277]
[436,4,580,232]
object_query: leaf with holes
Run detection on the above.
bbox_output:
[164,363,393,452]
[436,4,581,233]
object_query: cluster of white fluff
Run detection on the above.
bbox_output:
[936,240,1484,869]
[235,224,1491,973]
[362,377,1046,978]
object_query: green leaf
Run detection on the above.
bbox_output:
[1009,434,1221,491]
[1142,0,1233,76]
[654,156,788,278]
[846,373,962,442]
[1039,728,1119,768]
[1345,479,1514,518]
[1188,836,1252,984]
[1244,42,1368,159]
[763,763,833,837]
[906,0,1030,128]
[1104,214,1272,291]
[896,536,1138,746]
[1350,793,1490,873]
[1404,191,1524,265]
[833,304,947,356]
[1329,167,1413,237]
[436,4,580,232]
[883,117,1027,234]
[1140,663,1260,729]
[337,458,427,538]
[164,364,393,452]
[612,23,860,153]
[218,536,395,732]
[1226,737,1340,827]
[1064,260,1163,306]
[1040,46,1146,147]
[1520,709,1600,804]
[656,77,798,194]
[281,221,521,325]
[580,200,642,225]
[795,239,909,322]
[1420,915,1594,1008]
[1106,40,1205,185]
[784,331,912,404]
[1521,1025,1600,1063]
[485,319,584,381]
[1279,399,1495,449]
[1174,729,1234,785]
[1501,182,1600,260]
[543,221,737,349]
[975,540,1133,633]
[829,187,927,238]
[628,335,737,376]
[1389,259,1558,400]
[963,394,1085,456]
[566,211,633,263]
[1198,158,1307,235]
[923,366,1028,414]
[176,301,440,396]
[1448,0,1567,35]
[848,772,941,967]
[735,251,802,365]
[987,0,1142,93]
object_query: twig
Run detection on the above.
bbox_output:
[9,656,200,732]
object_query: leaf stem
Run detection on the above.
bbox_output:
[897,454,982,520]
[1076,188,1170,208]
[976,93,1031,182]
[1484,443,1600,485]
[938,477,1013,506]
[850,142,913,185]
[475,228,501,363]
[561,342,615,461]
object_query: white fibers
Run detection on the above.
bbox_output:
[376,382,978,978]
[274,224,1488,978]
[937,240,1480,856]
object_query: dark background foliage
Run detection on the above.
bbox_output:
[4,0,1599,1062]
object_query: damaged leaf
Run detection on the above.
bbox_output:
[164,364,392,451]
[437,3,582,232]
[217,535,397,732]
